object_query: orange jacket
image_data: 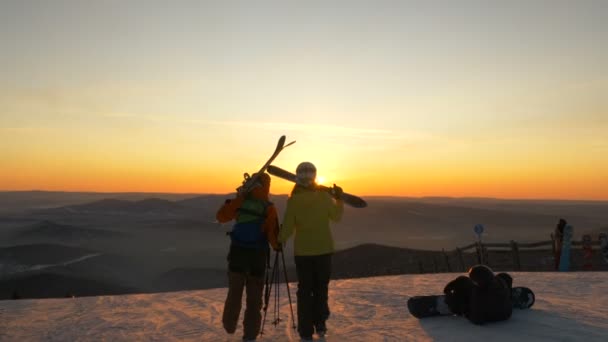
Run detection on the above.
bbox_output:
[216,176,279,250]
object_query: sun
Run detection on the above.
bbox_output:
[316,176,326,185]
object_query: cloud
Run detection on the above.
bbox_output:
[94,113,446,148]
[185,119,436,143]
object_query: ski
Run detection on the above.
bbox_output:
[237,136,296,195]
[267,165,367,208]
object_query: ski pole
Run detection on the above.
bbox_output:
[273,249,283,326]
[261,251,279,335]
[280,249,297,330]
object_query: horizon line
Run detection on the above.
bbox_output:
[1,189,607,203]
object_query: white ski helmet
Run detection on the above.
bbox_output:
[296,162,317,186]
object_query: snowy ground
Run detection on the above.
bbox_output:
[1,272,607,341]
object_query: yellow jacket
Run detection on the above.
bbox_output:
[278,186,344,256]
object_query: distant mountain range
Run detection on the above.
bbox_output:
[15,220,130,241]
[1,191,607,302]
[36,196,227,217]
[0,243,97,266]
[24,195,290,224]
[0,272,138,300]
[0,191,203,214]
[2,241,607,300]
[67,198,184,213]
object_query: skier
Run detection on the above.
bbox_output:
[554,218,567,270]
[216,173,280,341]
[277,162,344,341]
[443,265,513,324]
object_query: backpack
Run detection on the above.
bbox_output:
[229,197,271,249]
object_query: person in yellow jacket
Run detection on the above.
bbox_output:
[278,162,343,341]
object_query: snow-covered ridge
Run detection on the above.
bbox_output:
[1,272,607,341]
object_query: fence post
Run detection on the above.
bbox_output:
[456,248,465,272]
[442,248,452,272]
[510,240,522,271]
[476,241,483,265]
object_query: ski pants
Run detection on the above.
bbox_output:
[222,244,267,340]
[294,253,332,338]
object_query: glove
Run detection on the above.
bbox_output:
[330,184,343,199]
[273,242,283,252]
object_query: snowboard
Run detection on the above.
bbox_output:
[558,224,573,272]
[266,165,367,208]
[599,233,608,264]
[407,287,535,319]
[237,136,295,195]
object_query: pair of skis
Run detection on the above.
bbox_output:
[267,165,367,208]
[236,135,296,195]
[238,135,367,208]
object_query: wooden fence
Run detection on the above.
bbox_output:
[437,237,607,273]
[331,236,607,280]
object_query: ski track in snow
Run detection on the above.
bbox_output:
[9,253,103,275]
[1,272,608,341]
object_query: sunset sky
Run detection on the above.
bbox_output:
[1,1,607,199]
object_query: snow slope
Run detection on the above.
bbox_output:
[1,272,607,341]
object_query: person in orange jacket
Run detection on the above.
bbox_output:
[216,173,279,341]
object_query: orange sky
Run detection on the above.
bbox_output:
[1,128,606,200]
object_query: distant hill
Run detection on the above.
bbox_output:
[131,198,185,211]
[331,243,444,279]
[2,242,605,300]
[331,242,608,278]
[328,197,608,250]
[143,244,447,293]
[154,268,228,292]
[36,194,288,219]
[0,191,202,214]
[14,220,130,241]
[379,197,608,219]
[71,198,134,211]
[176,194,288,219]
[176,195,228,208]
[0,272,138,300]
[0,243,96,266]
[47,198,186,214]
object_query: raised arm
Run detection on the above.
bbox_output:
[216,195,245,223]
